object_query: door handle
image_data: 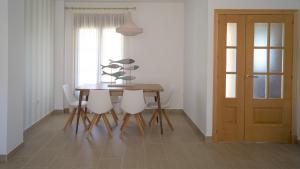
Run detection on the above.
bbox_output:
[246,75,258,78]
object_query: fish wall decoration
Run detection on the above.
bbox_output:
[102,71,126,78]
[116,76,136,81]
[120,65,139,71]
[101,64,122,69]
[109,59,135,64]
[101,58,139,84]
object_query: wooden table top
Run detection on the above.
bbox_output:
[75,83,164,92]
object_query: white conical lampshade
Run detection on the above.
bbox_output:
[116,11,143,36]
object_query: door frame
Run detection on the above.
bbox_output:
[212,9,298,143]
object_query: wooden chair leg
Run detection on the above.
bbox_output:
[137,114,144,129]
[121,113,130,134]
[84,107,91,124]
[87,114,98,135]
[111,109,118,125]
[162,109,174,131]
[135,114,144,136]
[96,114,102,125]
[102,113,113,137]
[151,112,158,128]
[69,108,77,125]
[63,108,76,130]
[80,110,89,130]
[141,113,146,126]
[138,113,146,128]
[149,111,157,127]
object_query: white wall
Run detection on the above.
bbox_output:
[7,0,25,153]
[54,0,65,110]
[183,0,208,135]
[24,0,55,130]
[0,0,8,155]
[55,1,184,109]
[0,0,55,155]
[204,0,300,136]
[0,0,25,155]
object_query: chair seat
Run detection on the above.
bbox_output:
[69,100,87,108]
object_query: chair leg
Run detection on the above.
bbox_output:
[121,113,130,134]
[138,113,146,128]
[69,108,77,125]
[151,112,158,128]
[87,114,99,135]
[63,108,77,130]
[84,107,91,124]
[111,109,118,125]
[80,110,89,130]
[162,109,174,131]
[135,114,144,136]
[149,111,157,127]
[137,114,144,130]
[96,114,102,125]
[102,113,113,137]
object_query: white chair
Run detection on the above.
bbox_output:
[87,90,116,137]
[120,90,146,136]
[62,84,89,130]
[147,85,175,130]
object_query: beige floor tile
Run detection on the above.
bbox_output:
[0,157,31,169]
[144,143,167,161]
[0,111,299,169]
[122,145,145,169]
[98,158,122,169]
[145,160,169,169]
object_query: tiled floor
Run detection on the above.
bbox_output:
[0,111,300,169]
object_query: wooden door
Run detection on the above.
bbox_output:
[215,15,246,141]
[245,15,293,143]
[214,12,294,143]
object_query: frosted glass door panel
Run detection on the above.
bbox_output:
[226,49,237,72]
[253,75,267,99]
[269,75,283,99]
[253,49,267,73]
[270,49,284,73]
[254,23,268,47]
[270,23,285,47]
[226,74,236,98]
[227,23,237,46]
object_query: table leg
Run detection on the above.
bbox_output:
[75,92,82,134]
[156,91,163,135]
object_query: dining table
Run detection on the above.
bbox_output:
[75,83,165,134]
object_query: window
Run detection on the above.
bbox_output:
[76,27,124,86]
[101,27,124,83]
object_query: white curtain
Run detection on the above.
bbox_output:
[74,13,125,86]
[64,11,124,108]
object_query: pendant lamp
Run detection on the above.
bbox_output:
[116,11,143,36]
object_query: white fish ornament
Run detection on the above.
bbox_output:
[116,76,136,81]
[101,64,122,69]
[109,59,135,64]
[102,71,126,77]
[121,65,139,71]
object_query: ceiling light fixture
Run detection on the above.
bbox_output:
[116,11,143,36]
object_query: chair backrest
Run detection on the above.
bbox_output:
[161,84,176,108]
[121,90,145,114]
[87,90,113,114]
[62,84,77,105]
